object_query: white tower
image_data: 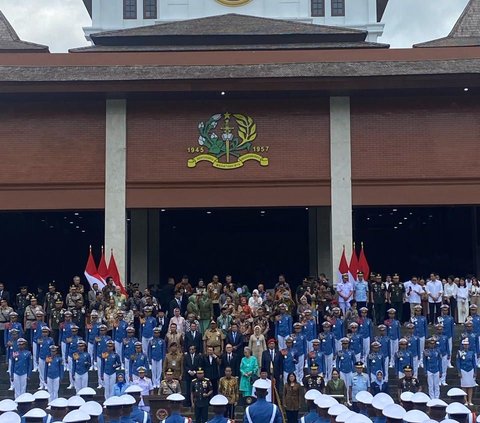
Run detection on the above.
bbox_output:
[82,0,388,42]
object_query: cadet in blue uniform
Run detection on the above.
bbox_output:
[358,307,373,361]
[12,338,32,399]
[102,340,122,399]
[307,340,326,377]
[244,379,282,423]
[60,311,74,369]
[125,384,151,423]
[367,341,385,384]
[292,322,307,382]
[329,307,344,353]
[350,362,369,411]
[394,338,413,379]
[456,338,477,406]
[433,323,450,386]
[6,327,20,391]
[148,327,166,388]
[423,337,442,399]
[303,310,317,353]
[95,325,111,389]
[87,311,100,371]
[274,303,292,350]
[319,321,335,381]
[336,337,356,403]
[385,308,400,368]
[462,321,479,358]
[36,326,54,390]
[123,326,138,379]
[103,395,124,423]
[140,307,157,354]
[282,337,298,383]
[79,400,105,423]
[72,340,91,393]
[130,342,149,382]
[207,394,232,423]
[162,393,190,423]
[438,304,454,367]
[113,310,128,369]
[348,323,363,362]
[66,325,82,389]
[404,323,420,378]
[375,325,390,381]
[5,312,24,350]
[32,310,48,373]
[411,305,427,365]
[371,392,394,423]
[45,345,63,400]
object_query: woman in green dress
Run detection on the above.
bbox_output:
[239,346,258,397]
[325,368,347,403]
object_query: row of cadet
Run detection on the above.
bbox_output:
[0,384,150,423]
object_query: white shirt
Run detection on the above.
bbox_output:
[337,281,354,302]
[405,282,422,303]
[252,378,272,402]
[444,283,458,298]
[426,280,443,303]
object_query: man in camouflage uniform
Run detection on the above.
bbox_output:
[49,300,65,345]
[371,275,387,325]
[15,286,33,323]
[43,284,62,325]
[388,274,405,323]
[158,368,181,399]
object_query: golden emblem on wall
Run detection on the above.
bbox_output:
[187,112,269,170]
[216,0,252,6]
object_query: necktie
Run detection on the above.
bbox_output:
[191,354,194,362]
[228,354,231,363]
[210,357,212,364]
[271,350,274,361]
[233,332,236,342]
[192,332,196,338]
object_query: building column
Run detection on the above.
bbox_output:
[105,99,127,283]
[308,207,332,279]
[130,209,160,290]
[330,96,353,283]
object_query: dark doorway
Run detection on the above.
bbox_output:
[0,211,104,294]
[354,206,476,279]
[158,208,309,289]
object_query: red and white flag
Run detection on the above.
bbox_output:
[97,246,109,281]
[358,242,370,280]
[338,246,350,283]
[84,247,106,289]
[108,249,128,297]
[348,243,359,283]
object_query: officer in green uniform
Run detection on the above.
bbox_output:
[388,274,405,322]
[44,284,63,325]
[191,368,213,423]
[371,275,387,325]
[302,364,325,393]
[49,300,65,345]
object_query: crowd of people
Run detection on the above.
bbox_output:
[0,271,478,423]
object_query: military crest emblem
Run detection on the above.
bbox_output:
[188,112,269,169]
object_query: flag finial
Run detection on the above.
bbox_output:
[89,245,92,251]
[111,248,114,253]
[361,241,364,247]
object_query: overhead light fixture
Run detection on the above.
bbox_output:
[207,211,212,214]
[392,209,397,212]
[161,209,166,212]
[305,207,309,210]
[404,217,408,220]
[74,212,79,216]
[464,87,469,92]
[399,222,403,225]
[260,211,266,214]
[221,91,226,96]
[394,226,398,229]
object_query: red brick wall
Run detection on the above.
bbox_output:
[0,99,105,185]
[126,98,330,183]
[351,96,480,180]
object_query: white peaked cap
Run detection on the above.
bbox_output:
[79,402,103,417]
[166,394,185,402]
[209,395,229,406]
[0,399,17,412]
[0,412,20,423]
[252,379,270,390]
[328,404,349,417]
[372,393,394,410]
[125,385,143,394]
[15,393,35,404]
[336,411,356,422]
[33,390,50,400]
[103,396,124,407]
[411,392,430,404]
[447,388,466,397]
[446,402,471,415]
[120,395,136,405]
[383,404,406,419]
[427,399,448,408]
[355,391,373,405]
[62,410,91,423]
[400,391,414,402]
[305,389,322,401]
[67,397,86,407]
[23,408,47,418]
[404,410,430,423]
[77,388,96,396]
[349,415,373,423]
[315,395,338,408]
[49,398,68,408]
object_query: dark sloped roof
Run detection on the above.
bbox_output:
[70,41,389,53]
[415,0,480,48]
[377,0,389,22]
[81,14,389,52]
[1,58,480,83]
[0,10,49,52]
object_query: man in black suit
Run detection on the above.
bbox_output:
[156,310,168,338]
[219,343,240,377]
[202,346,220,395]
[184,345,203,406]
[261,338,283,391]
[225,323,243,354]
[0,283,10,305]
[184,322,203,353]
[169,290,187,317]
